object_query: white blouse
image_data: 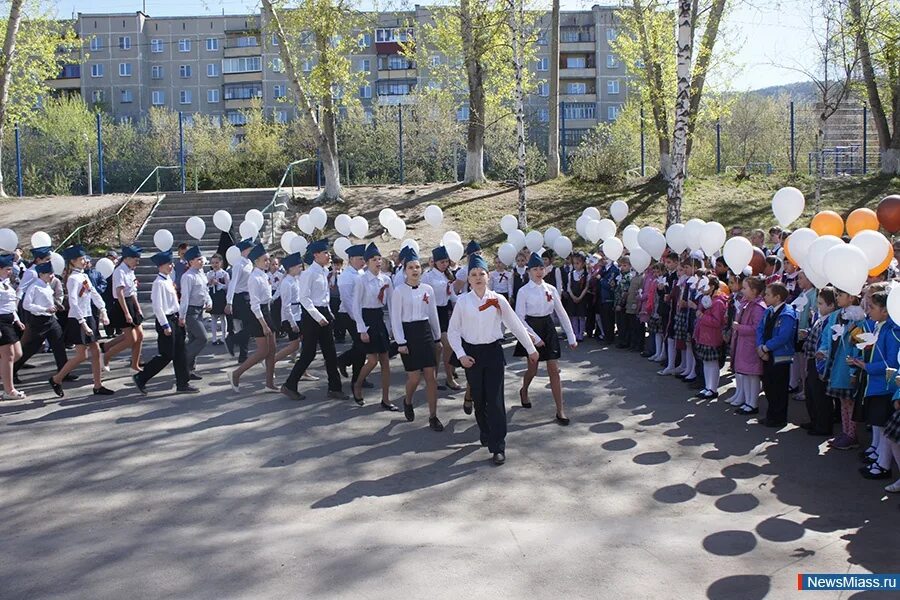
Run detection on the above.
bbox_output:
[490,270,512,294]
[207,268,229,293]
[422,268,453,307]
[66,270,106,324]
[279,273,302,326]
[515,280,576,346]
[112,263,138,298]
[23,279,56,317]
[226,256,252,303]
[389,282,441,345]
[248,267,272,319]
[352,270,392,334]
[447,289,537,359]
[297,261,331,322]
[151,273,180,326]
[0,278,21,321]
[337,267,362,315]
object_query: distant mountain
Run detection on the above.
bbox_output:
[750,81,818,101]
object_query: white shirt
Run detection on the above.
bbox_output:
[422,268,453,307]
[112,262,138,298]
[226,256,252,303]
[23,278,56,317]
[0,278,21,321]
[447,288,537,359]
[279,273,302,325]
[392,269,406,289]
[248,267,272,319]
[66,270,106,324]
[390,282,441,344]
[489,269,512,294]
[179,267,211,314]
[268,268,285,296]
[337,267,362,315]
[353,270,392,334]
[297,261,331,323]
[151,272,180,327]
[16,265,38,300]
[207,268,229,292]
[515,280,577,346]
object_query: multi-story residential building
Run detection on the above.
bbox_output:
[51,4,629,144]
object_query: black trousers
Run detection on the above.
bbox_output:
[15,314,67,373]
[285,306,342,392]
[628,314,645,351]
[336,312,364,384]
[463,340,507,454]
[804,358,832,433]
[137,314,189,389]
[330,296,345,339]
[228,292,250,361]
[762,360,791,424]
[615,309,628,347]
[598,302,616,341]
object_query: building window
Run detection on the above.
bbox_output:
[376,80,414,96]
[456,106,469,121]
[180,65,192,78]
[607,55,619,69]
[207,89,220,103]
[359,58,370,72]
[206,38,219,51]
[359,85,371,99]
[151,90,164,105]
[564,103,595,120]
[151,39,163,53]
[536,57,548,71]
[118,63,132,77]
[120,89,133,104]
[222,56,261,73]
[275,109,288,124]
[226,111,247,126]
[90,63,103,78]
[429,55,441,68]
[536,30,548,45]
[561,27,593,43]
[179,38,191,52]
[151,65,163,79]
[89,37,102,51]
[607,79,620,94]
[273,84,285,98]
[380,55,413,70]
[566,57,586,69]
[236,36,258,48]
[271,57,283,72]
[358,33,371,47]
[375,28,413,43]
[180,90,192,104]
[566,82,587,94]
[606,28,618,42]
[538,108,549,123]
[119,36,131,50]
[224,83,262,100]
[302,58,313,72]
[91,89,103,103]
[537,82,549,97]
[271,33,279,46]
[207,63,218,77]
[608,105,620,121]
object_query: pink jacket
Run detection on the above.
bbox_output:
[731,297,767,376]
[639,268,656,322]
[694,294,727,347]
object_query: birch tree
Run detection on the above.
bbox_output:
[507,0,528,228]
[666,0,693,227]
[546,0,560,178]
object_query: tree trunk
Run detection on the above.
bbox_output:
[461,0,487,185]
[320,94,342,202]
[547,0,560,178]
[0,0,25,198]
[685,0,726,163]
[512,0,527,228]
[666,0,693,227]
[815,116,825,210]
[882,148,900,175]
[631,0,671,179]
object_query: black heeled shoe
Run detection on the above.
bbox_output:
[519,388,532,409]
[353,395,365,406]
[556,413,570,426]
[380,400,399,412]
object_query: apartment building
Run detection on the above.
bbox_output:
[52,4,629,144]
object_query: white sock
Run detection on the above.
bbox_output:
[666,339,677,370]
[745,375,761,408]
[876,433,892,470]
[683,343,695,376]
[732,374,745,405]
[703,360,720,393]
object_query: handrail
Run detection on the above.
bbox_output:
[261,158,312,245]
[55,165,180,252]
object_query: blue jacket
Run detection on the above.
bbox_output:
[755,303,797,363]
[86,268,107,295]
[863,318,900,397]
[817,309,864,390]
[597,263,619,304]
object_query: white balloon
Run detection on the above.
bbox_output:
[602,237,624,262]
[804,262,830,289]
[387,218,407,240]
[596,218,617,241]
[225,245,241,266]
[154,229,174,252]
[245,209,264,230]
[772,186,805,228]
[544,227,562,247]
[508,229,526,251]
[350,216,369,239]
[637,226,666,260]
[335,214,353,237]
[622,224,641,252]
[786,227,818,267]
[722,236,753,275]
[238,220,259,241]
[500,214,518,235]
[700,221,727,256]
[290,235,308,255]
[575,215,591,240]
[824,243,868,296]
[585,220,602,244]
[806,235,842,279]
[95,257,115,279]
[0,228,18,252]
[553,235,573,258]
[379,208,398,229]
[281,231,298,254]
[333,236,352,261]
[213,210,232,232]
[50,252,65,275]
[424,205,443,227]
[185,216,206,241]
[630,248,651,272]
[683,219,706,252]
[665,223,687,254]
[309,206,328,231]
[850,230,891,270]
[297,214,315,235]
[498,242,517,266]
[31,231,52,248]
[446,240,464,262]
[401,239,420,254]
[888,285,900,325]
[610,200,629,223]
[525,230,544,253]
[582,206,601,221]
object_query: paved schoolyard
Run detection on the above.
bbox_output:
[1,334,897,600]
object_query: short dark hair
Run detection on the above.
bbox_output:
[767,282,789,301]
[745,275,766,295]
[870,290,889,310]
[178,243,188,251]
[818,286,836,306]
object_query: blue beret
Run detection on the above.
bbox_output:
[248,243,268,262]
[35,261,54,274]
[31,246,52,259]
[364,243,381,260]
[309,238,329,255]
[398,246,412,260]
[401,248,420,265]
[468,254,488,272]
[347,244,366,258]
[237,238,255,251]
[303,251,314,265]
[184,246,202,262]
[282,252,303,269]
[527,252,543,269]
[466,240,481,255]
[62,245,87,262]
[0,254,14,268]
[122,244,142,258]
[151,251,173,266]
[432,246,449,262]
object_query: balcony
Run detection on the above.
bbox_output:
[559,41,595,52]
[560,93,597,103]
[376,68,417,80]
[224,97,260,110]
[48,64,80,90]
[224,45,261,58]
[560,67,596,79]
[224,71,262,84]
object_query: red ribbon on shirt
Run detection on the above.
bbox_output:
[479,298,500,312]
[79,279,90,298]
[545,291,553,303]
[378,284,389,304]
[446,282,452,296]
[423,293,430,304]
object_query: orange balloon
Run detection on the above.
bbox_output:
[810,211,844,237]
[783,237,797,266]
[846,208,879,237]
[869,244,894,277]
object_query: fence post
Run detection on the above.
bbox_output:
[179,111,186,193]
[14,124,23,197]
[716,118,721,174]
[789,101,795,173]
[290,166,295,200]
[640,105,645,177]
[156,168,161,203]
[96,112,104,195]
[398,104,404,184]
[560,101,567,174]
[862,104,868,175]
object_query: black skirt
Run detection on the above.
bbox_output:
[232,292,250,322]
[514,315,561,361]
[862,393,893,427]
[362,307,391,354]
[400,320,437,372]
[108,295,143,329]
[245,304,275,338]
[210,289,227,315]
[281,319,301,341]
[65,316,100,346]
[0,314,20,346]
[436,304,451,334]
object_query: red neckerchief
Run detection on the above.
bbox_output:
[479,297,500,312]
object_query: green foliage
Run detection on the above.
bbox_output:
[569,118,639,184]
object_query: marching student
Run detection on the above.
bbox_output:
[132,251,198,395]
[281,239,346,401]
[448,254,539,466]
[268,256,285,336]
[206,254,229,345]
[16,246,52,315]
[351,243,395,409]
[0,254,26,400]
[329,256,346,343]
[230,244,279,393]
[103,244,145,373]
[515,252,577,425]
[48,245,112,398]
[179,245,211,380]
[489,257,512,301]
[336,244,367,388]
[390,248,444,430]
[756,282,798,428]
[423,245,462,391]
[224,238,255,363]
[14,261,70,383]
[274,252,304,364]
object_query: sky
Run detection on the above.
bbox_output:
[52,0,817,91]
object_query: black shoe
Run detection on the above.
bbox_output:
[735,405,759,415]
[93,386,115,395]
[353,395,365,406]
[761,419,786,428]
[463,398,473,415]
[404,402,415,422]
[48,376,64,398]
[640,352,652,358]
[429,416,444,431]
[327,390,349,400]
[519,388,531,408]
[238,354,247,364]
[338,364,348,378]
[556,413,571,426]
[380,401,399,412]
[788,386,800,394]
[225,335,235,357]
[280,385,305,401]
[859,465,892,480]
[189,373,202,381]
[176,385,200,394]
[807,428,832,436]
[492,452,506,465]
[21,363,35,370]
[799,422,813,430]
[132,373,147,395]
[63,373,79,382]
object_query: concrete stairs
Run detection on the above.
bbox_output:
[132,189,275,305]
